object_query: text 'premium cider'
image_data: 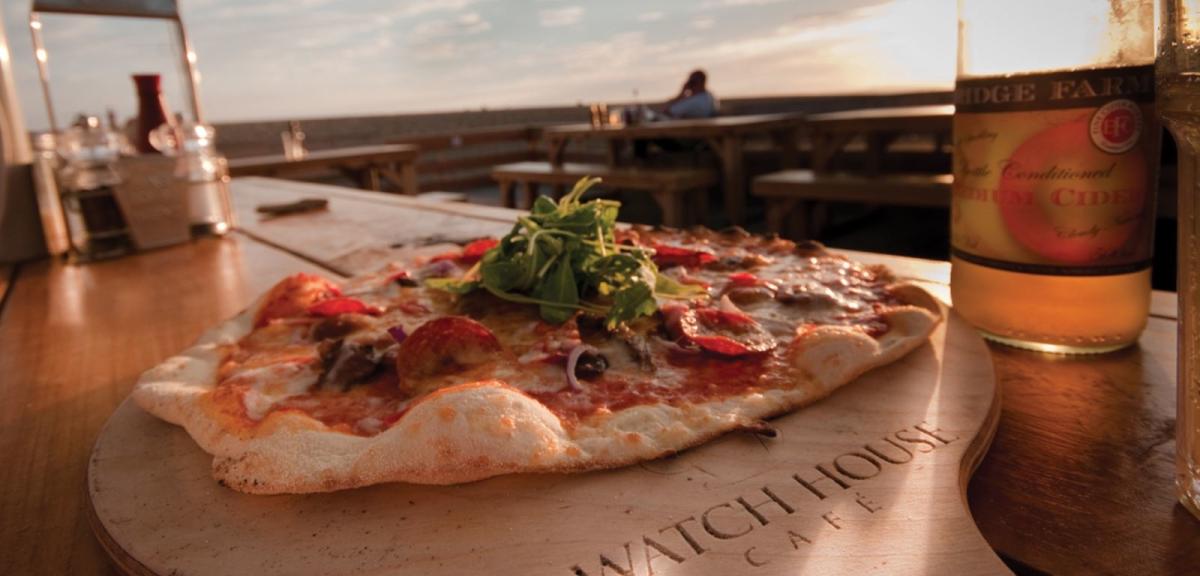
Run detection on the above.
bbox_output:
[951,0,1158,353]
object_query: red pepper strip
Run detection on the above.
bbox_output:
[727,272,761,287]
[386,270,412,283]
[459,238,499,264]
[254,273,342,327]
[396,300,429,315]
[652,244,717,268]
[430,238,499,265]
[307,297,383,317]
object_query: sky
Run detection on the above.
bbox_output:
[2,0,956,130]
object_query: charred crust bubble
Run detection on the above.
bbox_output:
[719,225,750,238]
[793,240,826,255]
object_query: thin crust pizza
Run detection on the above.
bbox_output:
[134,181,941,494]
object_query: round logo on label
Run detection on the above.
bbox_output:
[1089,99,1142,154]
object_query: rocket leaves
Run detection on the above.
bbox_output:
[425,177,702,329]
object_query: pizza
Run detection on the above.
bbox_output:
[134,180,941,494]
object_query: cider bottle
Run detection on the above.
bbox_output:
[951,0,1159,353]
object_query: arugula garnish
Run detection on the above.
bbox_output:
[427,177,701,329]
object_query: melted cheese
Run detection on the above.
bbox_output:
[238,363,321,420]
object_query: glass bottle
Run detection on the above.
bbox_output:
[951,0,1159,353]
[177,123,233,236]
[132,74,171,155]
[1157,0,1200,520]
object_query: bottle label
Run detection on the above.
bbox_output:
[951,65,1158,276]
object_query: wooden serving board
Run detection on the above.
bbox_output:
[88,305,1008,575]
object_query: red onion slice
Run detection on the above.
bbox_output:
[565,344,599,390]
[387,325,407,344]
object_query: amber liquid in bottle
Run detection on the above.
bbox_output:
[951,257,1150,352]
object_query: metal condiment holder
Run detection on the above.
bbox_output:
[27,0,230,261]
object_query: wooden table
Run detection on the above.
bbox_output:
[543,113,806,225]
[227,144,421,195]
[1,177,1196,575]
[807,105,953,175]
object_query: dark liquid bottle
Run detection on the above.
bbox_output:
[132,74,170,154]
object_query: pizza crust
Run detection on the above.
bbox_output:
[133,279,941,494]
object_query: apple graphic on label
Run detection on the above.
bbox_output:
[997,112,1146,264]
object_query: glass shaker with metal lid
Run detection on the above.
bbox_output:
[175,123,233,235]
[57,116,133,260]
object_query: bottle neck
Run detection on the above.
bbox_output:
[957,0,1154,79]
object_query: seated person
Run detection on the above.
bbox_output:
[634,70,719,160]
[662,69,719,119]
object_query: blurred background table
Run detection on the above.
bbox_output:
[227,144,421,195]
[0,177,1196,575]
[806,104,953,175]
[542,113,806,225]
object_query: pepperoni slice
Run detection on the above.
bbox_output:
[254,273,342,328]
[669,306,776,356]
[652,244,717,268]
[395,316,504,384]
[307,297,382,317]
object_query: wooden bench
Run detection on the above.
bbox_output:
[753,169,952,238]
[491,161,717,227]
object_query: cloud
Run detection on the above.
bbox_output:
[637,11,665,23]
[692,16,715,30]
[539,6,584,27]
[389,0,480,19]
[674,0,954,92]
[703,0,789,6]
[410,11,492,42]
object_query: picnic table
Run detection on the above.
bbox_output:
[754,105,954,239]
[227,144,421,195]
[542,113,806,225]
[806,104,953,174]
[0,177,1196,575]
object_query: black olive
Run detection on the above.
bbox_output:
[574,351,609,380]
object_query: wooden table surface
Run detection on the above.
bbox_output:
[1,177,1197,575]
[227,144,421,195]
[543,113,806,226]
[806,105,953,174]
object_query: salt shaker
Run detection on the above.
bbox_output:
[176,123,233,236]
